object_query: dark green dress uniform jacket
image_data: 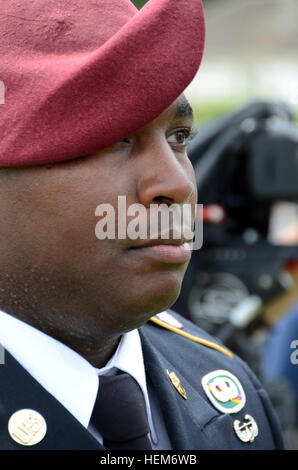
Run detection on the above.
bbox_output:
[0,311,284,450]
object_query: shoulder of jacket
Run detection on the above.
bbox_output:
[147,310,234,359]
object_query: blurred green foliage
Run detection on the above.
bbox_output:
[191,99,242,125]
[131,0,148,9]
[191,98,298,126]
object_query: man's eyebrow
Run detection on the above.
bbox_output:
[174,99,194,121]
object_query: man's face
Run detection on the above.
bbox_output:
[0,95,197,335]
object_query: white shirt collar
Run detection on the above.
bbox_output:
[0,309,156,442]
[0,309,99,428]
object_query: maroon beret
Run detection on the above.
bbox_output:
[0,0,205,166]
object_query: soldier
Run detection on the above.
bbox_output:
[0,0,283,450]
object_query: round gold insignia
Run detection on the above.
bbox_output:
[8,409,47,446]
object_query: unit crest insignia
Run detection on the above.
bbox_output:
[201,370,246,414]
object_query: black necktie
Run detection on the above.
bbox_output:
[90,372,152,450]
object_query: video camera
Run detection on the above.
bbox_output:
[174,100,298,363]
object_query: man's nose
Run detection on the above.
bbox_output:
[136,141,195,207]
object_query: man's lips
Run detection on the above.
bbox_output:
[129,235,193,264]
[131,237,190,248]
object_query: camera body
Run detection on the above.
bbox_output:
[174,101,298,343]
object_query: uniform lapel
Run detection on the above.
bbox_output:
[140,332,218,450]
[0,350,103,450]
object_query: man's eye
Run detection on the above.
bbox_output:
[168,128,191,147]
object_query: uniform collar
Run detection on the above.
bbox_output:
[0,309,99,428]
[0,309,156,442]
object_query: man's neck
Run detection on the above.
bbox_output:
[0,303,123,368]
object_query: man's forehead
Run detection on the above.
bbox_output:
[134,95,194,135]
[149,95,194,128]
[173,96,194,121]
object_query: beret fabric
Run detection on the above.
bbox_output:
[0,0,205,166]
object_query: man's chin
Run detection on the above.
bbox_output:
[123,279,182,323]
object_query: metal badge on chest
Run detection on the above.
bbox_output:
[201,370,258,444]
